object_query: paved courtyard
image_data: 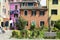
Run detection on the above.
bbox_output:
[0,30,21,40]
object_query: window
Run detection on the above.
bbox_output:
[52,0,58,4]
[15,5,18,10]
[21,3,26,6]
[24,10,27,16]
[22,3,25,6]
[26,21,28,26]
[4,0,6,2]
[10,11,14,15]
[11,0,13,1]
[28,3,33,6]
[51,9,57,15]
[51,21,56,26]
[3,0,6,2]
[10,17,11,20]
[17,0,20,2]
[10,23,12,28]
[31,21,36,26]
[8,0,10,2]
[1,22,4,27]
[3,8,6,13]
[32,10,36,16]
[8,0,13,2]
[40,21,44,26]
[14,14,18,17]
[5,21,9,27]
[40,11,45,16]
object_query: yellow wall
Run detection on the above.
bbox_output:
[0,2,1,13]
[0,18,3,26]
[47,0,60,21]
[0,2,3,26]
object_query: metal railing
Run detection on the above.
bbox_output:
[22,0,37,1]
[8,0,20,3]
[10,10,19,15]
[22,0,37,2]
[8,0,37,2]
[20,6,41,9]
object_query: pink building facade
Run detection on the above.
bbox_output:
[9,2,21,29]
[10,3,20,10]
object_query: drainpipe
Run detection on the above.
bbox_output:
[48,16,51,32]
[48,0,51,32]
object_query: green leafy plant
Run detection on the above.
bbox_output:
[56,32,60,39]
[54,20,60,30]
[11,25,47,39]
[12,30,20,38]
[42,26,48,31]
[20,30,27,38]
[38,30,44,38]
[12,29,45,39]
[30,21,36,30]
[51,27,59,32]
[16,17,27,30]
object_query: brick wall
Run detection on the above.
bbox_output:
[20,9,48,29]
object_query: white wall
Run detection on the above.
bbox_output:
[40,0,46,6]
[1,0,6,18]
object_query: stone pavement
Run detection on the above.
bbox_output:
[0,30,21,40]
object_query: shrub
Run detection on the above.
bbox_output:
[26,30,31,38]
[12,30,20,38]
[11,27,60,39]
[20,30,27,38]
[30,23,35,30]
[38,30,44,38]
[16,17,27,30]
[42,26,48,32]
[12,31,16,37]
[51,27,59,32]
[11,29,45,39]
[34,30,40,38]
[56,32,60,39]
[54,20,60,30]
[30,24,35,30]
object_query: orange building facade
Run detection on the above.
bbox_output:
[20,0,48,29]
[20,8,48,29]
